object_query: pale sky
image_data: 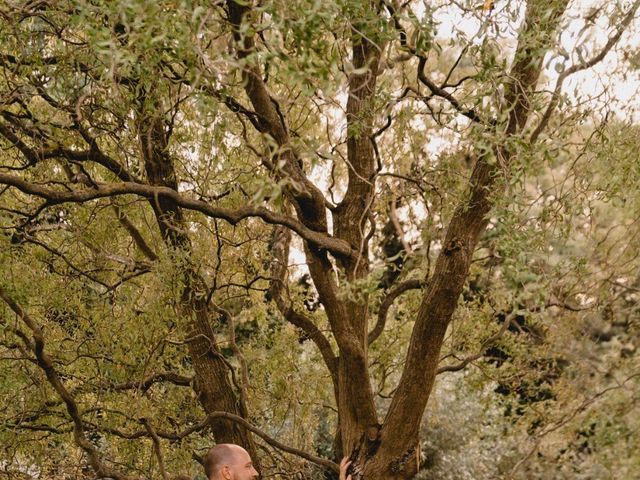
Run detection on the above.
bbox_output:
[429,0,640,118]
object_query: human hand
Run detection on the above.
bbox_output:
[339,457,352,480]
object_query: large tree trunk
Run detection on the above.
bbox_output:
[137,109,260,462]
[358,1,569,478]
[331,19,382,457]
[226,0,382,460]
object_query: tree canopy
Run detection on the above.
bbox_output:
[1,0,639,479]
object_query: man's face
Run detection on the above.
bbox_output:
[224,447,258,480]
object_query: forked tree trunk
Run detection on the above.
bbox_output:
[225,0,568,477]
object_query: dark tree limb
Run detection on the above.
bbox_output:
[0,173,355,258]
[78,410,339,473]
[324,1,388,457]
[112,203,159,261]
[436,311,516,374]
[110,372,193,392]
[370,2,571,476]
[368,279,423,345]
[416,56,484,124]
[203,412,340,473]
[267,225,338,379]
[0,285,135,480]
[0,121,137,183]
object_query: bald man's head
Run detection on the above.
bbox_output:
[203,444,258,480]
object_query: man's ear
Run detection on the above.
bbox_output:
[222,465,232,480]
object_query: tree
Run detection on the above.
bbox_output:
[1,0,639,479]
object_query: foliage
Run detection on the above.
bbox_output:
[1,0,639,479]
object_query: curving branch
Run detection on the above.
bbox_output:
[0,285,135,480]
[368,279,423,345]
[416,56,485,124]
[0,121,137,182]
[18,234,113,289]
[0,172,355,258]
[267,225,338,378]
[110,372,192,392]
[112,203,159,261]
[83,411,340,473]
[224,1,363,392]
[284,308,338,376]
[203,412,340,473]
[225,0,337,252]
[436,311,516,375]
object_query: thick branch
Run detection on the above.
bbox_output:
[0,173,354,258]
[374,0,570,469]
[226,0,347,352]
[112,204,159,261]
[110,372,192,392]
[0,122,136,182]
[329,3,388,455]
[225,0,334,239]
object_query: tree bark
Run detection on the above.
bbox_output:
[136,104,259,463]
[331,14,383,456]
[226,0,382,459]
[226,1,569,477]
[359,1,569,478]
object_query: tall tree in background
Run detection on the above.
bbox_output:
[1,1,639,479]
